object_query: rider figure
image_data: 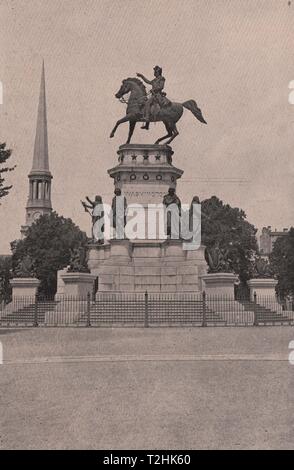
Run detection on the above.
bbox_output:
[137,66,166,130]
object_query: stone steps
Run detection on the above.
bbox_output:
[0,302,58,323]
[237,299,294,323]
[84,300,223,324]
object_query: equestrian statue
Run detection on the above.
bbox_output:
[110,66,207,145]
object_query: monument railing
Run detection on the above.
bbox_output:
[0,292,293,327]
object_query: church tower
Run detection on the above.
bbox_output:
[22,62,52,235]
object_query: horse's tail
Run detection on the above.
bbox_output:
[182,100,207,124]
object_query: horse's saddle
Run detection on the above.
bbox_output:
[156,92,171,108]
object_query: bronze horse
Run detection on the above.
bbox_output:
[110,77,207,145]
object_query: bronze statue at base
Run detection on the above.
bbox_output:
[81,195,104,244]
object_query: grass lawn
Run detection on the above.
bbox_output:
[0,327,294,449]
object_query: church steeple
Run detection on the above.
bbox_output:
[22,61,53,235]
[32,60,49,173]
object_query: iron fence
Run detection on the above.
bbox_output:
[0,292,293,328]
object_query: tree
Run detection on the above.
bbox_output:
[0,143,15,202]
[11,212,88,297]
[201,196,258,285]
[270,227,294,298]
[0,256,12,304]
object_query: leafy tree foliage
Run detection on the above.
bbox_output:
[11,212,88,297]
[270,227,294,298]
[201,196,258,284]
[0,143,15,202]
[0,256,12,304]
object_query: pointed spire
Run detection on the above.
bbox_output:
[31,60,49,172]
[22,60,53,235]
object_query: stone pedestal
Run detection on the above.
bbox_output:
[109,144,182,203]
[201,272,242,317]
[110,238,131,259]
[89,238,207,293]
[87,242,110,271]
[10,278,40,298]
[87,143,207,293]
[60,272,97,297]
[247,278,278,301]
[108,144,183,239]
[201,272,238,297]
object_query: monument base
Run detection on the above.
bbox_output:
[88,238,207,293]
[201,272,238,297]
[88,143,207,293]
[201,273,249,318]
[247,278,278,300]
[59,272,97,297]
[10,278,40,298]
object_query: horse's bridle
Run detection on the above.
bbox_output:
[118,91,151,105]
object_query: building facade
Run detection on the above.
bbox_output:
[260,226,288,256]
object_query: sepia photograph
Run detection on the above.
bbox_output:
[0,0,294,457]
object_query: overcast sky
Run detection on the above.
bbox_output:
[0,0,293,252]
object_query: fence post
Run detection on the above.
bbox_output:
[34,294,38,327]
[202,291,207,327]
[144,291,149,328]
[86,292,91,327]
[253,291,258,326]
[92,286,96,302]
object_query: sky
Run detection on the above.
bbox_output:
[0,0,294,252]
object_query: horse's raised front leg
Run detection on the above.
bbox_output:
[110,115,131,138]
[126,121,136,144]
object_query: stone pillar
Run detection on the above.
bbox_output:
[201,272,238,297]
[29,181,33,199]
[247,278,278,301]
[60,272,97,297]
[33,180,37,199]
[10,278,40,299]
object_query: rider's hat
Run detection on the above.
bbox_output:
[153,65,162,74]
